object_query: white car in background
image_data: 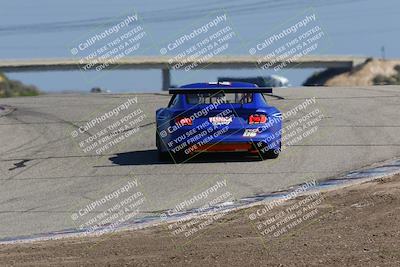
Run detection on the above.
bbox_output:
[218,75,290,88]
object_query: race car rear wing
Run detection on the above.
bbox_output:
[169,87,273,94]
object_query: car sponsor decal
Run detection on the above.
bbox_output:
[209,116,232,125]
[243,128,258,137]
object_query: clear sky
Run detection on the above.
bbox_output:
[0,0,398,92]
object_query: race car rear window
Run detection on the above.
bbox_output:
[186,92,252,105]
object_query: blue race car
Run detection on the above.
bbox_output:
[156,82,282,161]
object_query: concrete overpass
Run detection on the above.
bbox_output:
[0,55,367,90]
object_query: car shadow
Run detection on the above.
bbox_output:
[107,149,261,166]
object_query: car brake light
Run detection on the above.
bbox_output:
[249,114,267,124]
[175,116,193,126]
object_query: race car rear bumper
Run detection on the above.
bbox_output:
[184,140,280,155]
[191,142,254,153]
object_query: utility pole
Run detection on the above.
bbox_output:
[381,46,386,60]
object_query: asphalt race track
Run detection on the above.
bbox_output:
[0,86,399,240]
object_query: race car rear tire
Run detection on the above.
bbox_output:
[259,142,281,159]
[156,133,186,162]
[171,151,187,163]
[156,133,170,161]
[158,150,171,161]
[260,149,279,159]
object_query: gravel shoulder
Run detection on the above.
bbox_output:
[1,174,400,266]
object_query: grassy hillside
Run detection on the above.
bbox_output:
[0,72,40,97]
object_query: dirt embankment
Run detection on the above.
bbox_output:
[1,175,400,266]
[304,58,400,86]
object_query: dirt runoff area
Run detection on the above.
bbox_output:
[1,175,400,266]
